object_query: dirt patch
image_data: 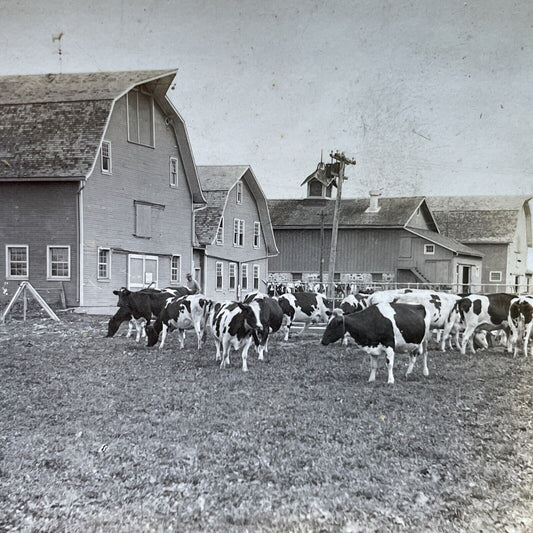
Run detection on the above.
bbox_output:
[1,314,533,532]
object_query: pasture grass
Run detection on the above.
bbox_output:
[1,313,533,532]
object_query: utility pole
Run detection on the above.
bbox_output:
[319,210,325,283]
[327,151,356,300]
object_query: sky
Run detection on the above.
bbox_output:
[1,0,532,200]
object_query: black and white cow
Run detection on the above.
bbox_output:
[444,293,516,355]
[208,301,263,371]
[508,295,533,357]
[107,286,189,340]
[277,292,331,340]
[243,292,284,360]
[146,294,211,350]
[321,303,431,384]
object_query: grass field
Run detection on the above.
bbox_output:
[1,311,533,532]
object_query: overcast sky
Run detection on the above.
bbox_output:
[2,0,532,199]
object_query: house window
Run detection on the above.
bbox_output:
[6,245,29,280]
[97,248,111,280]
[233,218,245,247]
[171,255,181,284]
[101,141,112,174]
[169,157,178,188]
[47,246,70,280]
[253,221,261,248]
[216,217,224,245]
[216,262,223,290]
[236,181,243,204]
[127,87,154,147]
[229,262,237,290]
[424,244,435,255]
[490,271,502,282]
[241,264,248,290]
[253,264,260,290]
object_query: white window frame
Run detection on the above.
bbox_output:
[169,157,178,188]
[490,271,502,282]
[241,263,249,291]
[126,87,155,147]
[229,262,237,290]
[101,140,112,175]
[216,217,224,245]
[253,264,260,290]
[47,245,71,280]
[97,247,111,281]
[424,244,435,255]
[216,261,223,291]
[253,221,261,249]
[128,254,159,289]
[5,245,29,280]
[233,218,245,247]
[170,255,181,285]
[236,181,243,204]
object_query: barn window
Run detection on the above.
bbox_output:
[97,248,111,280]
[169,157,178,188]
[241,264,249,290]
[424,244,435,255]
[308,179,323,197]
[47,246,70,280]
[6,245,29,280]
[216,217,224,245]
[171,255,181,284]
[253,221,261,248]
[253,264,260,290]
[490,271,502,282]
[229,262,237,290]
[127,87,154,147]
[101,141,112,174]
[216,262,223,290]
[236,181,243,204]
[233,218,245,247]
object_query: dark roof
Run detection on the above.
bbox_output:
[406,228,483,257]
[427,195,532,244]
[268,196,427,228]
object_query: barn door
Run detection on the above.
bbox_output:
[128,254,159,289]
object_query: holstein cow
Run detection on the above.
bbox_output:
[277,292,331,341]
[321,303,431,384]
[508,295,533,357]
[146,294,211,350]
[444,293,516,355]
[208,301,263,371]
[107,286,188,340]
[243,292,284,360]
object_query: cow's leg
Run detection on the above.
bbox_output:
[368,355,378,383]
[296,321,311,337]
[441,317,457,351]
[135,318,147,343]
[126,319,135,339]
[159,323,168,350]
[282,320,291,341]
[385,346,395,384]
[221,337,231,368]
[214,338,222,362]
[460,325,477,355]
[421,341,429,376]
[194,323,203,350]
[178,329,185,349]
[241,337,253,372]
[524,322,533,357]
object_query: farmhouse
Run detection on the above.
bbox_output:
[195,166,278,300]
[427,196,532,293]
[0,70,206,309]
[268,186,484,292]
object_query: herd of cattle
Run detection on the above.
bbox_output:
[106,286,533,384]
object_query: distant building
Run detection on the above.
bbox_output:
[427,196,532,293]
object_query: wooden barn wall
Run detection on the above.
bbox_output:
[83,94,194,306]
[468,243,508,286]
[0,182,79,306]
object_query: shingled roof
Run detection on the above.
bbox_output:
[195,166,278,255]
[427,195,532,244]
[0,70,205,202]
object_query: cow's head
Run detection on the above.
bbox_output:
[242,304,263,338]
[145,324,159,347]
[321,310,345,345]
[112,287,131,307]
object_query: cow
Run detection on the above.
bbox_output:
[340,293,369,315]
[106,286,188,340]
[321,303,431,384]
[207,301,263,371]
[277,292,331,340]
[443,293,516,355]
[508,295,533,357]
[146,294,211,350]
[243,292,284,360]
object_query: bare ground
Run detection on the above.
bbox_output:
[1,311,533,532]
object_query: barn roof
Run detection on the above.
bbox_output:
[406,228,483,257]
[195,166,278,255]
[427,195,532,244]
[268,196,429,228]
[0,69,206,203]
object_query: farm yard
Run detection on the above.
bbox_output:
[1,310,533,533]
